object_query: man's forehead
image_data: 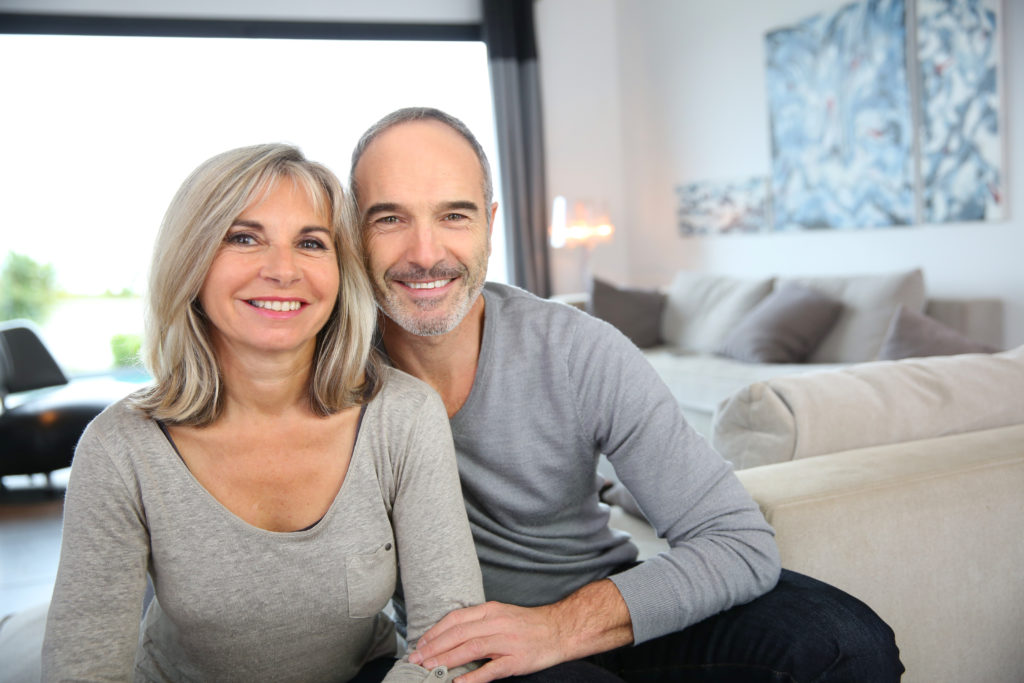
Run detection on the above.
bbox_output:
[354,120,485,203]
[357,120,476,170]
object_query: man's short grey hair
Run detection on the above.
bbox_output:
[349,107,494,219]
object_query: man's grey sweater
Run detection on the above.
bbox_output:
[449,284,780,645]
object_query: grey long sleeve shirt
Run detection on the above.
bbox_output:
[448,284,781,644]
[42,368,484,682]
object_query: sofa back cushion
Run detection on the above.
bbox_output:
[660,271,773,353]
[777,269,926,363]
[712,345,1024,469]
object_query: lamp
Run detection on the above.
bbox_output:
[549,195,615,290]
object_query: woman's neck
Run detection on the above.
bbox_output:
[214,344,316,419]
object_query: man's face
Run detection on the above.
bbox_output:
[354,120,495,337]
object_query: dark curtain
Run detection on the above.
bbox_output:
[483,0,551,298]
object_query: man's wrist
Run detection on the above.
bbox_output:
[549,579,635,660]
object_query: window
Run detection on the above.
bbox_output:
[0,28,505,374]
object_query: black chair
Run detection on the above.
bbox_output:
[0,319,143,487]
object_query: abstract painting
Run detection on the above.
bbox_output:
[765,0,914,230]
[917,0,1003,222]
[675,177,769,236]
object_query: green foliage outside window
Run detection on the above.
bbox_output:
[0,251,58,323]
[110,333,143,368]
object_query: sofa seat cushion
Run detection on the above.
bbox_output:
[734,424,1024,683]
[778,269,926,363]
[712,345,1024,469]
[641,347,847,416]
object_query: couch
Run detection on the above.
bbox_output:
[578,268,1003,437]
[717,346,1024,682]
[582,273,1022,681]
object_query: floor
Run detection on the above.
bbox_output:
[0,472,68,619]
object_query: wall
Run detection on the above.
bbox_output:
[538,0,1023,348]
[5,0,1019,345]
[534,0,631,294]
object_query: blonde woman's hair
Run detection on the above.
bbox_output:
[133,143,382,426]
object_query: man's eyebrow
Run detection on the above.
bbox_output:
[362,200,482,219]
[364,202,402,217]
[440,200,481,214]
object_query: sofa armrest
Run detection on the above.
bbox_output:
[925,297,1003,349]
[735,424,1024,683]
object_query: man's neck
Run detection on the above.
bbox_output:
[381,294,486,418]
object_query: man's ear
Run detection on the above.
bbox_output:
[488,202,498,237]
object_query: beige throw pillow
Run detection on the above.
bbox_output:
[660,272,773,354]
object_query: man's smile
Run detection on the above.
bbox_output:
[402,279,455,290]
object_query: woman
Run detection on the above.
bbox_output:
[41,144,484,682]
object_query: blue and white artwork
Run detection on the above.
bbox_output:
[765,0,914,230]
[918,0,1003,222]
[676,177,769,236]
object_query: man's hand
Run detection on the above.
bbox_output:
[409,579,634,683]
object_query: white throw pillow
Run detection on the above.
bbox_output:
[777,269,926,363]
[712,345,1024,469]
[660,272,773,353]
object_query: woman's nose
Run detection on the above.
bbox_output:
[260,245,301,285]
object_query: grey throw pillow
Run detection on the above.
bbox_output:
[717,282,842,363]
[588,278,666,348]
[876,305,999,360]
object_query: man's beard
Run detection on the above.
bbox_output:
[375,262,485,337]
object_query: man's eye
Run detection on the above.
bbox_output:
[377,215,400,224]
[443,213,468,221]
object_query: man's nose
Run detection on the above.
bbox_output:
[405,223,447,267]
[260,245,301,285]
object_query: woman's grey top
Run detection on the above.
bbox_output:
[42,368,484,682]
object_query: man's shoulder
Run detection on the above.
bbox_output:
[483,281,587,324]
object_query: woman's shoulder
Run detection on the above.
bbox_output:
[363,367,448,437]
[374,365,439,403]
[77,390,161,457]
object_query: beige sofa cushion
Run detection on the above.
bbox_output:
[712,345,1024,469]
[778,269,926,363]
[735,425,1024,683]
[660,271,773,353]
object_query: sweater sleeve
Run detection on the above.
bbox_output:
[567,316,781,644]
[42,411,152,681]
[382,387,486,683]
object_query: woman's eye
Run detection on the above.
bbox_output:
[299,238,328,250]
[226,232,257,246]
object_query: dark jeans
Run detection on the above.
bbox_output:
[584,569,904,682]
[352,570,903,682]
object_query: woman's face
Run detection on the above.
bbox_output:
[199,177,339,362]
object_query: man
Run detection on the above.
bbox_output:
[350,107,903,683]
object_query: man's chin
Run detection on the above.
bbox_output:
[384,310,460,337]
